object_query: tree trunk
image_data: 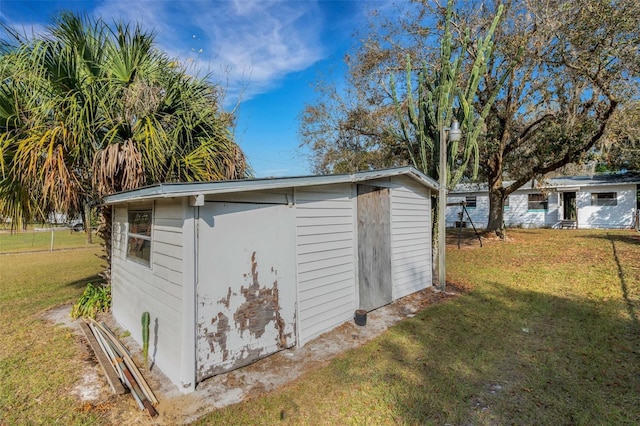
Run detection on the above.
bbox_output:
[97,205,112,286]
[486,187,506,239]
[485,158,507,239]
[83,201,93,244]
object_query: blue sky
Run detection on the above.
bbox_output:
[0,0,384,177]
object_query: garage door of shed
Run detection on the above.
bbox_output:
[195,202,296,382]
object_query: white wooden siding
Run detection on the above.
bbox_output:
[577,184,637,228]
[389,177,432,299]
[504,194,527,227]
[295,184,356,346]
[506,192,558,228]
[446,194,490,228]
[111,199,186,388]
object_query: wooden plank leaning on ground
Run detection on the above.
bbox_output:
[90,319,158,405]
[79,321,126,395]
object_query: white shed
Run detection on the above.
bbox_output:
[103,167,438,393]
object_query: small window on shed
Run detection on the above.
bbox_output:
[591,192,617,206]
[127,208,152,266]
[528,193,548,210]
[503,196,510,210]
[465,196,477,208]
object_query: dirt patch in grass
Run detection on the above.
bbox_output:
[45,287,458,425]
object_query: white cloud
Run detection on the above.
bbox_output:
[0,16,48,41]
[93,0,327,105]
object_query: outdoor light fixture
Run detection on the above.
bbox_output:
[438,119,462,291]
[448,120,462,143]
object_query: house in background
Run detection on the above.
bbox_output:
[102,167,438,393]
[446,173,640,230]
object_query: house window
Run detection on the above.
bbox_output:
[503,196,510,210]
[465,196,477,208]
[591,192,617,206]
[528,193,548,210]
[127,209,152,266]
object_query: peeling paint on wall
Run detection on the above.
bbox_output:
[196,251,295,381]
[208,313,230,361]
[233,252,287,347]
[219,287,232,309]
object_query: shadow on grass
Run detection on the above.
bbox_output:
[65,274,104,290]
[579,232,640,330]
[580,231,640,246]
[607,236,640,334]
[330,282,640,425]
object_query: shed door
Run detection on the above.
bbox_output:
[195,202,296,382]
[357,185,392,311]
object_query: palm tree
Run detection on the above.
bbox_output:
[0,13,248,279]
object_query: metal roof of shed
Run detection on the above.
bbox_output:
[102,166,439,205]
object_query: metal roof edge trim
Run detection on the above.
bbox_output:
[102,166,439,205]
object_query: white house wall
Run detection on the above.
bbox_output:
[295,183,357,346]
[576,184,636,228]
[111,199,187,390]
[388,176,433,299]
[509,192,559,228]
[446,194,489,228]
[447,183,637,229]
[447,192,558,228]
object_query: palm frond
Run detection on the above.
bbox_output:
[0,11,249,230]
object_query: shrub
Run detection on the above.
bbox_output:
[71,283,111,319]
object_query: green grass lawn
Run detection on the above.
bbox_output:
[0,236,104,425]
[196,229,640,425]
[1,229,639,425]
